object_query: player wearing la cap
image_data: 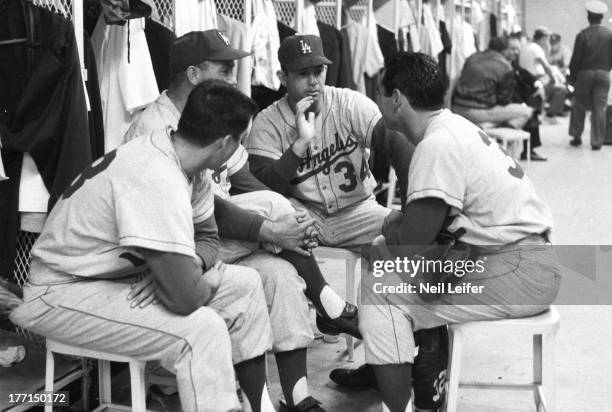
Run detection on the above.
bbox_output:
[568,0,612,149]
[246,34,413,249]
[361,52,561,412]
[124,30,350,412]
[10,81,271,412]
[245,34,449,411]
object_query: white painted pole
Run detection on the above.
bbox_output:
[296,0,304,32]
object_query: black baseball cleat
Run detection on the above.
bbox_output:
[329,364,379,390]
[592,145,602,150]
[570,138,582,147]
[280,396,326,412]
[316,302,362,340]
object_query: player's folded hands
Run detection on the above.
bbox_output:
[127,274,159,309]
[260,210,317,256]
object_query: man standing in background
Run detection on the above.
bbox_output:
[568,0,612,150]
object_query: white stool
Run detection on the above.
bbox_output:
[484,127,531,163]
[445,306,560,412]
[313,246,360,361]
[45,339,150,412]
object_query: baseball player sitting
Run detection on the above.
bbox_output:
[360,52,561,412]
[245,34,414,250]
[245,34,450,411]
[10,81,275,412]
[124,30,350,412]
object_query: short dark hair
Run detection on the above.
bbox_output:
[550,33,561,44]
[381,52,445,111]
[533,29,550,42]
[177,79,258,147]
[588,11,603,24]
[488,36,509,53]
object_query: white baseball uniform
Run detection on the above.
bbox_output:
[123,91,313,352]
[360,109,561,365]
[245,85,390,247]
[123,90,248,200]
[11,129,274,411]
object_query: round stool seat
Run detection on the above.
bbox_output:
[485,127,530,141]
[449,306,560,335]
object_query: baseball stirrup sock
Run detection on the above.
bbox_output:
[235,355,270,412]
[275,348,308,406]
[319,285,345,318]
[279,250,344,318]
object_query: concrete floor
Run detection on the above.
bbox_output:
[114,115,612,411]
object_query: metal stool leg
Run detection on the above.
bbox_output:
[445,328,463,412]
[534,332,556,412]
[129,361,148,412]
[45,350,55,412]
[345,255,358,362]
[98,359,112,405]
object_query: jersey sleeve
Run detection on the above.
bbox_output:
[406,131,466,211]
[343,89,383,148]
[115,164,196,257]
[226,144,249,176]
[191,170,215,224]
[245,110,285,160]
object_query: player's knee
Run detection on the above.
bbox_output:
[259,258,305,293]
[359,304,390,338]
[231,266,265,298]
[262,190,294,216]
[188,306,227,334]
[183,307,231,350]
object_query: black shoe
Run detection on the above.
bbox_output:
[570,139,582,147]
[329,364,379,390]
[592,145,602,150]
[316,302,362,340]
[280,396,326,412]
[520,151,547,161]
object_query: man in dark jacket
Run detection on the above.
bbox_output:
[568,0,612,149]
[452,37,534,130]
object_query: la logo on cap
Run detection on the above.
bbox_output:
[299,39,312,54]
[216,30,230,46]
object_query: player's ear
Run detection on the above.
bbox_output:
[393,89,403,112]
[220,134,236,150]
[277,70,287,87]
[186,65,200,85]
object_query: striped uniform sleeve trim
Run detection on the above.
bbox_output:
[364,112,383,148]
[192,207,215,224]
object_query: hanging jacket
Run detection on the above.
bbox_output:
[0,0,91,280]
[317,21,353,89]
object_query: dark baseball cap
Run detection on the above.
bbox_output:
[170,30,251,74]
[278,35,332,71]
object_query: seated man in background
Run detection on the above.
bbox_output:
[507,35,549,161]
[519,27,569,117]
[366,51,560,412]
[124,30,351,412]
[452,36,534,130]
[453,36,547,161]
[245,34,448,412]
[10,81,274,412]
[549,33,571,76]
